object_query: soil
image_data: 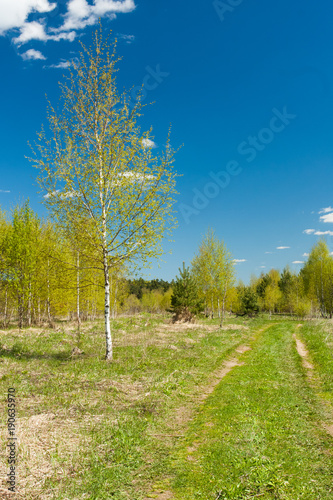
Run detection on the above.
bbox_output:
[293,334,314,370]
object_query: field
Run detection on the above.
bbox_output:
[1,314,333,499]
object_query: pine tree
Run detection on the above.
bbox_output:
[238,287,259,317]
[171,263,203,322]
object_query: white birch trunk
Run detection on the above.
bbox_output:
[27,281,32,327]
[38,298,41,325]
[98,125,112,360]
[76,251,81,335]
[113,280,118,320]
[47,258,51,323]
[220,295,225,328]
[4,286,8,327]
[103,249,112,360]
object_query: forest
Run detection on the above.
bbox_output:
[1,202,332,330]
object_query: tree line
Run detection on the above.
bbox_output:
[237,239,333,319]
[1,206,331,337]
[0,201,177,329]
[169,235,333,322]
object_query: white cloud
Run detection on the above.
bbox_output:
[47,60,70,69]
[265,251,273,254]
[94,0,136,15]
[44,190,60,198]
[302,253,309,257]
[276,246,290,250]
[14,21,76,44]
[319,206,333,214]
[292,261,304,264]
[0,0,56,34]
[44,189,81,199]
[0,189,10,193]
[51,31,76,41]
[121,171,155,181]
[1,0,135,51]
[260,266,266,268]
[59,0,136,32]
[142,138,157,149]
[60,0,96,31]
[67,0,90,20]
[303,229,315,234]
[233,259,247,263]
[320,213,333,224]
[21,48,46,60]
[118,33,135,43]
[14,21,47,44]
[314,230,333,236]
[109,171,155,188]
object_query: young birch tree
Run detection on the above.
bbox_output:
[30,29,178,360]
[192,229,235,327]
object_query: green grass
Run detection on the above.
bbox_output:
[170,322,333,499]
[0,314,253,499]
[299,321,333,401]
[2,316,333,499]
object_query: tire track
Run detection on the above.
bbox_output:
[144,324,273,500]
[293,328,333,438]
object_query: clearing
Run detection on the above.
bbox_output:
[1,316,333,499]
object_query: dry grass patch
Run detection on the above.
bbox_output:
[0,411,91,500]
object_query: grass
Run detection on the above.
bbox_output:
[0,314,253,499]
[299,321,333,400]
[170,322,333,499]
[1,316,333,499]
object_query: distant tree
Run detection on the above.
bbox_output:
[127,278,171,299]
[160,287,173,312]
[171,263,203,322]
[127,278,146,299]
[301,240,333,317]
[278,266,294,313]
[0,210,11,327]
[256,273,272,299]
[123,293,141,315]
[191,228,235,326]
[256,269,281,315]
[293,296,312,319]
[263,283,282,318]
[3,202,42,328]
[237,287,259,317]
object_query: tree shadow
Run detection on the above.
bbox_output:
[0,344,74,362]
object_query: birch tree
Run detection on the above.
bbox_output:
[4,202,42,328]
[301,240,333,317]
[192,229,235,326]
[0,209,11,326]
[30,29,178,360]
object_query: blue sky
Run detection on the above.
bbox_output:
[0,0,333,283]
